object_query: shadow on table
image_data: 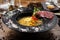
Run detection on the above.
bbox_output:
[6,31,56,40]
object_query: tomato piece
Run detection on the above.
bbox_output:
[32,16,38,20]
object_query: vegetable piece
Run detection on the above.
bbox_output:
[32,16,38,20]
[33,7,40,16]
[32,7,40,20]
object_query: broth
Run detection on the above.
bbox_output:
[18,16,43,27]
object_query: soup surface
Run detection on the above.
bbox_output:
[18,16,43,26]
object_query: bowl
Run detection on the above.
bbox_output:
[41,2,60,12]
[2,7,58,33]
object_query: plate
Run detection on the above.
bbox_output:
[41,2,60,12]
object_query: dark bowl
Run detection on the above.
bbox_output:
[2,7,58,33]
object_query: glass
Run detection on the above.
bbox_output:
[0,0,10,11]
[0,0,16,11]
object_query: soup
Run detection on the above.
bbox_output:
[18,16,43,27]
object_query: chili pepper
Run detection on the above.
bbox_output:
[32,16,38,20]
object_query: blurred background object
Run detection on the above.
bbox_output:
[0,0,16,11]
[0,0,46,11]
[14,0,46,7]
[0,0,10,11]
[46,0,58,4]
[46,0,60,8]
[57,0,60,8]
